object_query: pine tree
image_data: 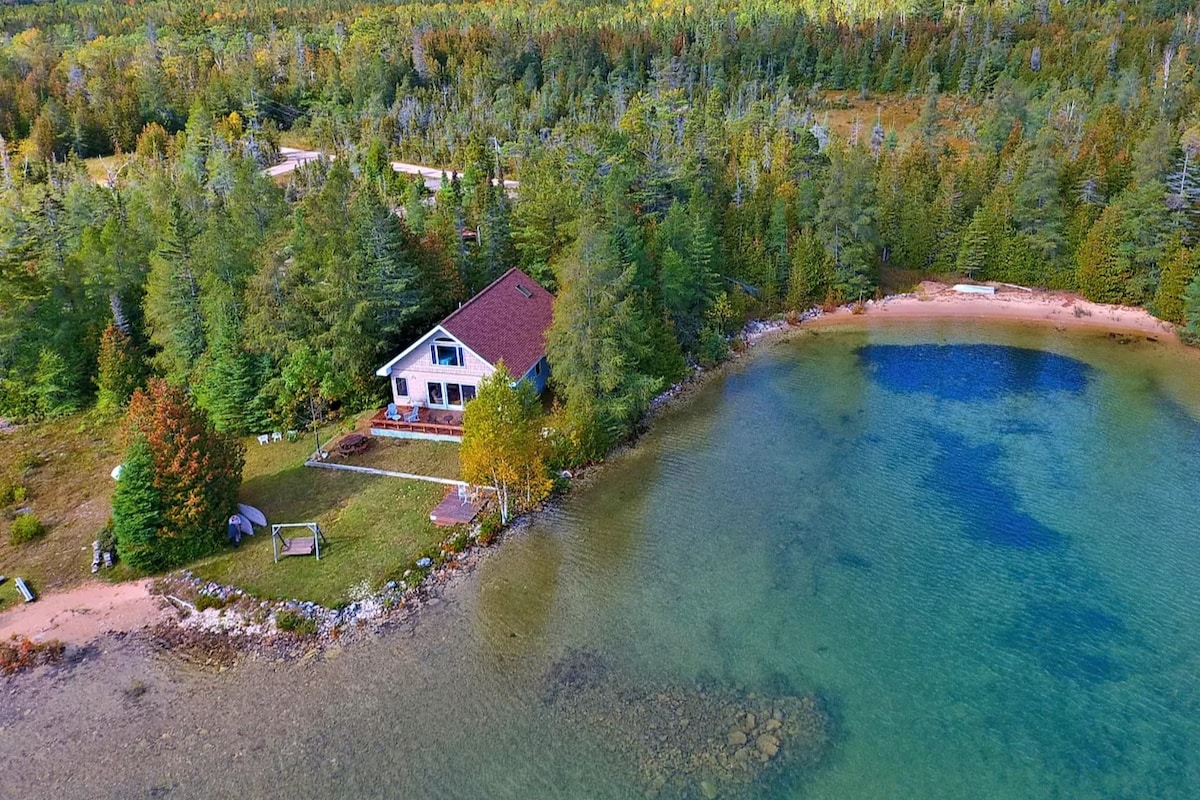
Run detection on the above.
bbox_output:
[1152,238,1199,325]
[787,227,827,308]
[111,437,163,573]
[1076,204,1132,304]
[95,324,144,416]
[31,348,77,420]
[123,379,245,569]
[816,143,878,302]
[146,197,205,381]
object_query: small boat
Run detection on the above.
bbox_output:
[237,503,268,528]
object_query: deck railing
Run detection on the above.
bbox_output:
[369,408,463,438]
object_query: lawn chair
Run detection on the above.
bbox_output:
[385,402,402,421]
[257,434,270,445]
[403,405,421,423]
[271,431,283,442]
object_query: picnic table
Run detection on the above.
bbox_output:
[337,432,371,456]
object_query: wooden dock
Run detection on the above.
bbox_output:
[430,487,485,527]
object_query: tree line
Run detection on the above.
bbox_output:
[0,0,1197,463]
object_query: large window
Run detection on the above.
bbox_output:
[430,339,464,367]
[426,381,476,408]
[427,382,444,406]
[393,376,408,397]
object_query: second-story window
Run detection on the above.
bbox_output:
[431,339,463,366]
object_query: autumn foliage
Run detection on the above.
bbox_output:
[460,363,552,524]
[113,379,245,572]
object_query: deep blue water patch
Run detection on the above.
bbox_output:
[860,344,1091,402]
[927,429,1062,549]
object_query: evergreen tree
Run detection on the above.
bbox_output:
[111,437,163,573]
[1077,204,1133,305]
[95,324,144,416]
[146,197,205,381]
[123,379,245,569]
[816,143,878,301]
[1152,238,1199,324]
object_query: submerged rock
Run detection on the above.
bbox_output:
[541,651,832,798]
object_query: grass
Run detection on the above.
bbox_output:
[188,423,453,606]
[0,413,460,610]
[323,410,461,479]
[0,414,126,606]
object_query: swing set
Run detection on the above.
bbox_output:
[272,522,328,562]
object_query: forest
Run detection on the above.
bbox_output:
[1,0,1199,457]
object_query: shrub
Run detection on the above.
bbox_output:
[275,610,317,636]
[194,594,226,612]
[443,529,472,554]
[477,513,503,546]
[13,451,38,473]
[0,637,65,675]
[10,513,45,545]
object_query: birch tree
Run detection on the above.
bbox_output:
[460,363,551,524]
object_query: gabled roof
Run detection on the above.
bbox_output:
[375,268,554,378]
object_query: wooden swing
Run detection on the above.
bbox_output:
[272,522,327,563]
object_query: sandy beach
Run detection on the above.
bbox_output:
[0,579,170,645]
[804,282,1179,339]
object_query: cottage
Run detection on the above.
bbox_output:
[370,268,554,441]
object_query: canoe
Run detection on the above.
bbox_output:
[237,503,268,528]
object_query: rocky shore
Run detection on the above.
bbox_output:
[542,650,832,799]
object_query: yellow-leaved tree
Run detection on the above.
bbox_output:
[460,362,552,523]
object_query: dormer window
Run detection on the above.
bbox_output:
[431,338,464,367]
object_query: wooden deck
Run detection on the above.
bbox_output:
[430,486,484,527]
[369,406,464,441]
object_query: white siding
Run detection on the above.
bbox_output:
[386,329,494,407]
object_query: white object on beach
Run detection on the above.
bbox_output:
[953,284,996,295]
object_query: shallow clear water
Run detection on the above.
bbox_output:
[8,322,1200,800]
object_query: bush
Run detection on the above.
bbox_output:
[477,513,503,546]
[0,482,15,506]
[275,610,317,636]
[443,529,472,555]
[13,451,38,473]
[10,513,45,545]
[0,637,64,675]
[194,594,226,612]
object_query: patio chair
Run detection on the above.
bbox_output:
[403,405,421,423]
[385,402,402,421]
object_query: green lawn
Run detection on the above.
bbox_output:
[0,414,125,609]
[0,415,459,610]
[325,423,461,480]
[188,427,454,606]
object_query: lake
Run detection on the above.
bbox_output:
[5,321,1200,799]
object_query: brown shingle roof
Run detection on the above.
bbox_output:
[440,268,554,377]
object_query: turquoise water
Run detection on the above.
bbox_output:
[8,322,1200,800]
[464,323,1200,798]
